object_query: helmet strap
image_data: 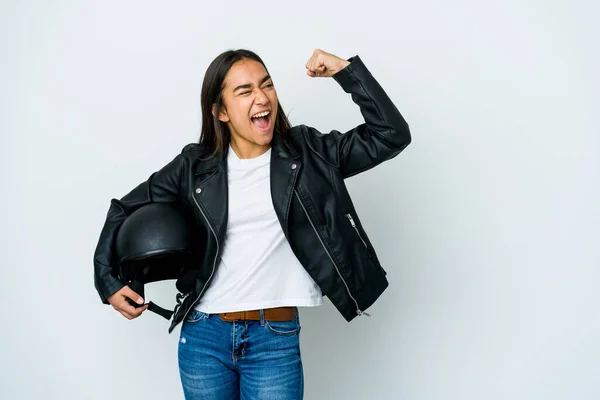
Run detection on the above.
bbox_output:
[129,278,175,320]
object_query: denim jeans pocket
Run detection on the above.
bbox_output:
[184,309,207,324]
[265,317,300,336]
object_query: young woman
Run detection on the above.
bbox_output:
[94,48,411,399]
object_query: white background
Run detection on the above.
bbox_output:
[1,1,598,399]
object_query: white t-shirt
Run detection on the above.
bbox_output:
[195,145,323,313]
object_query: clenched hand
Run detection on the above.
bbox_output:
[107,285,149,320]
[305,49,351,78]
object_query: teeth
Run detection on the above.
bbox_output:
[252,111,270,119]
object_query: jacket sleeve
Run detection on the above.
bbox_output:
[93,151,185,304]
[301,55,411,178]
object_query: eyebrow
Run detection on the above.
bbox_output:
[232,75,272,93]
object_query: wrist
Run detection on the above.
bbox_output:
[336,59,351,73]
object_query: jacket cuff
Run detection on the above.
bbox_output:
[98,279,125,304]
[332,55,366,89]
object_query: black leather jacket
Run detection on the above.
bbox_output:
[94,55,411,333]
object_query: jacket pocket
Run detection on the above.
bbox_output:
[345,213,368,250]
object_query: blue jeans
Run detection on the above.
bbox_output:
[178,308,304,400]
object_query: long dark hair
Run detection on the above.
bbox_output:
[199,49,291,157]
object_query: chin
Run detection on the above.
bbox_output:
[252,126,274,141]
[259,133,274,144]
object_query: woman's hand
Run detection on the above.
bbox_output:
[305,49,350,78]
[107,285,149,320]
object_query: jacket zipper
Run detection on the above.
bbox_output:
[294,190,370,317]
[346,213,368,249]
[178,192,220,323]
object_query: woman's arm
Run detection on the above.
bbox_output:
[302,49,411,178]
[93,151,184,304]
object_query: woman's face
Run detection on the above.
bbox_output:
[217,58,279,158]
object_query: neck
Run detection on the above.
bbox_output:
[229,139,271,159]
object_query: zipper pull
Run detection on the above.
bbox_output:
[346,214,357,228]
[176,292,189,303]
[357,309,371,317]
[173,292,190,316]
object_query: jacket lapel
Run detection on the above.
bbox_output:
[270,133,301,237]
[193,151,228,241]
[191,134,299,240]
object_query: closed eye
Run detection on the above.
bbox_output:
[238,84,273,96]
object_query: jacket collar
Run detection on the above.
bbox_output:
[272,131,300,161]
[193,148,226,175]
[193,131,298,175]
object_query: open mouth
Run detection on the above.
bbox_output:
[251,110,272,132]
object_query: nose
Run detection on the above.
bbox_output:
[254,88,269,106]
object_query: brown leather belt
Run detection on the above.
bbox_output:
[219,307,296,322]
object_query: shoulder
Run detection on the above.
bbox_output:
[181,142,205,154]
[285,125,339,167]
[177,142,225,174]
[287,124,329,141]
[288,124,340,147]
[178,142,211,161]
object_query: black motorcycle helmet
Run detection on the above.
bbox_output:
[114,202,206,319]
